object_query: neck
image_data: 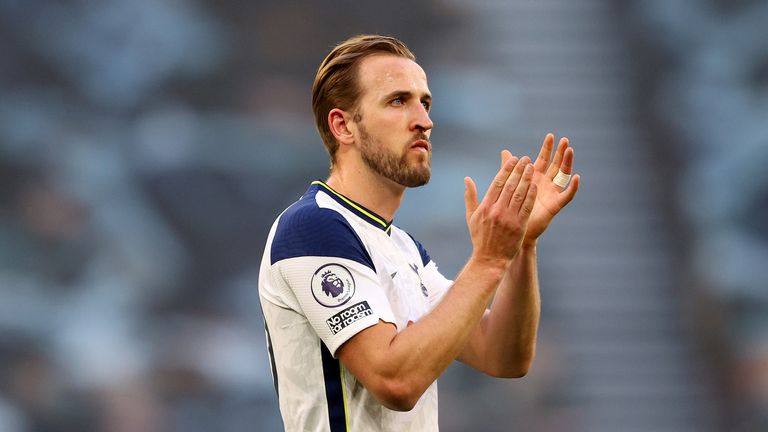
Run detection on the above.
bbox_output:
[325,162,405,223]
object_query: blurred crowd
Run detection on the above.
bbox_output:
[627,1,768,430]
[0,0,459,430]
[0,0,766,431]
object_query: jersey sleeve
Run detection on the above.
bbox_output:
[422,260,453,310]
[269,206,395,356]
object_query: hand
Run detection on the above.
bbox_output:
[520,133,580,246]
[463,155,538,268]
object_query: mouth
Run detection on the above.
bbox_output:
[410,139,431,153]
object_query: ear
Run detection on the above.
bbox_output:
[328,108,356,146]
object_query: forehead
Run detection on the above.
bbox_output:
[356,54,429,98]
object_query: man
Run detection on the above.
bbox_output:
[258,34,579,431]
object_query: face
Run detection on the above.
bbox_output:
[352,54,433,187]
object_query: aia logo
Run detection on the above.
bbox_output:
[311,264,355,307]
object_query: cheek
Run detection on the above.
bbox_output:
[367,114,404,136]
[380,107,409,124]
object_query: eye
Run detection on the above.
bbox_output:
[391,97,404,106]
[421,100,431,111]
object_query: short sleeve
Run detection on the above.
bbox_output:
[422,260,453,310]
[270,206,396,356]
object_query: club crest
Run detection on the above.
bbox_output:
[410,263,429,297]
[311,264,355,307]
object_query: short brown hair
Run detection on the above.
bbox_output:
[311,35,416,168]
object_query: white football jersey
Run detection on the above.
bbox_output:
[259,181,453,431]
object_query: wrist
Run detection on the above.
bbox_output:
[465,255,509,281]
[521,239,538,251]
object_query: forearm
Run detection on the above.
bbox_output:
[362,258,506,406]
[479,243,540,376]
[339,155,540,409]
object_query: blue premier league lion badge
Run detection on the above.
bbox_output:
[321,270,344,298]
[311,263,355,307]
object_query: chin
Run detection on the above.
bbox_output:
[403,171,431,188]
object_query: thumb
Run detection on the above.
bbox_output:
[464,176,478,226]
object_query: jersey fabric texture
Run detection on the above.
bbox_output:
[259,181,453,432]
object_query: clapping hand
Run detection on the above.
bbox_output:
[516,133,580,246]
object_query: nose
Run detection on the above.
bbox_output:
[410,103,433,132]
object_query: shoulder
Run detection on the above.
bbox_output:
[270,194,375,270]
[391,227,431,267]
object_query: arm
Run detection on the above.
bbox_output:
[337,259,506,410]
[457,243,540,377]
[336,156,538,411]
[458,134,580,377]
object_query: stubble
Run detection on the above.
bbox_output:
[358,122,431,188]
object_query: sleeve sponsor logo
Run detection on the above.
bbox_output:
[311,263,355,307]
[326,301,373,335]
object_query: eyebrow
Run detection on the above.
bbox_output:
[382,90,432,103]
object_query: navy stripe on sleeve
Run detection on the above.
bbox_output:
[264,320,279,399]
[321,342,348,432]
[270,194,375,271]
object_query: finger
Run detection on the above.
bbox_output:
[464,176,479,225]
[500,149,514,168]
[559,147,574,175]
[546,137,569,179]
[559,173,580,206]
[508,162,534,211]
[533,133,554,173]
[551,147,575,190]
[498,156,530,207]
[519,183,537,221]
[483,156,518,206]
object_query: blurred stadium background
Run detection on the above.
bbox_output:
[1,0,767,431]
